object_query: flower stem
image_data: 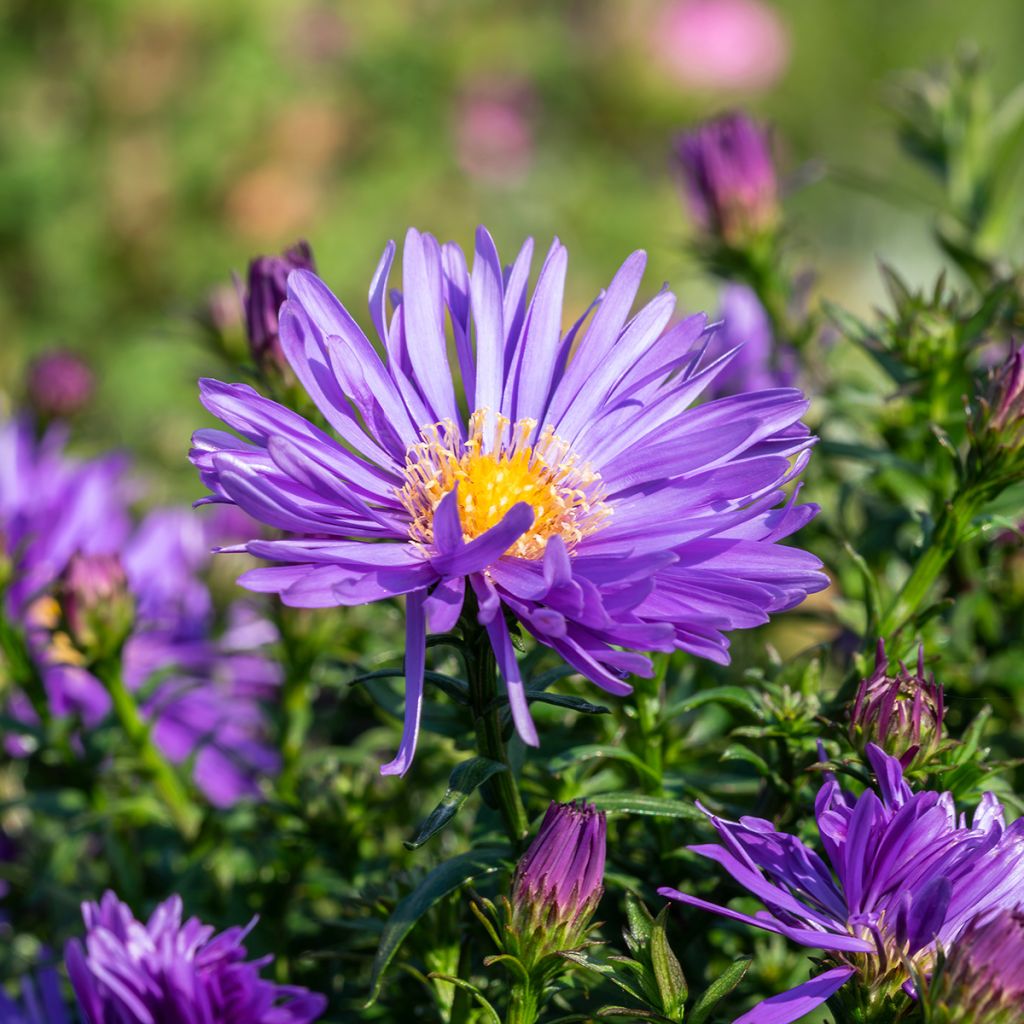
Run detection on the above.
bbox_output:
[462,622,529,848]
[505,979,539,1024]
[97,659,200,839]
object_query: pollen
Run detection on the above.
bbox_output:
[398,410,610,560]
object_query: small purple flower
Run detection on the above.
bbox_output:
[0,965,72,1024]
[191,227,827,775]
[675,113,779,246]
[26,350,95,419]
[707,285,796,398]
[66,891,327,1023]
[244,241,316,370]
[849,641,945,770]
[659,744,1024,1024]
[922,908,1024,1023]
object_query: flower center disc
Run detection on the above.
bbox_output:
[399,410,609,560]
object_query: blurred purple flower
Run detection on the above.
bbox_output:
[66,891,327,1023]
[26,350,95,420]
[675,113,779,246]
[512,801,606,941]
[651,0,790,93]
[0,966,72,1024]
[707,284,796,397]
[192,227,826,775]
[244,241,316,370]
[659,744,1024,1024]
[924,907,1024,1022]
[455,79,535,184]
[59,552,135,659]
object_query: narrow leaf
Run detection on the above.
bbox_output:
[405,757,508,850]
[689,958,753,1024]
[589,794,704,823]
[651,906,687,1019]
[549,746,661,784]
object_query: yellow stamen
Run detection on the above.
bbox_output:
[398,409,610,560]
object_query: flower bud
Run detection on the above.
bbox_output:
[26,350,94,419]
[243,241,315,371]
[507,801,606,964]
[921,909,1024,1024]
[58,554,135,661]
[848,640,944,770]
[985,347,1024,437]
[674,113,779,247]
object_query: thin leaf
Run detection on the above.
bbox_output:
[405,757,508,850]
[664,686,761,719]
[427,974,502,1024]
[650,906,687,1020]
[365,848,505,1005]
[689,958,753,1024]
[549,746,661,785]
[589,794,704,823]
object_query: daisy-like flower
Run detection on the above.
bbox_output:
[66,891,326,1023]
[191,227,827,775]
[658,744,1024,1024]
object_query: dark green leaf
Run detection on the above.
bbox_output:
[689,958,752,1024]
[589,794,704,822]
[349,668,470,705]
[650,906,687,1020]
[664,686,761,718]
[549,746,661,784]
[405,757,508,850]
[525,690,610,715]
[365,848,505,1005]
[623,891,655,957]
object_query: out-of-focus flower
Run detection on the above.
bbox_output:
[651,0,790,93]
[455,79,535,184]
[921,908,1024,1024]
[0,966,72,1024]
[707,284,796,397]
[660,744,1024,1023]
[26,350,95,419]
[58,553,135,661]
[849,640,945,770]
[66,891,327,1023]
[191,227,826,775]
[984,346,1024,438]
[509,801,606,961]
[244,241,316,371]
[675,113,779,247]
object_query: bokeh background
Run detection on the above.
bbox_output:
[3,0,1024,495]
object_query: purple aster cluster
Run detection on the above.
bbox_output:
[0,966,72,1024]
[674,113,779,246]
[191,227,827,775]
[66,891,326,1023]
[659,743,1024,1024]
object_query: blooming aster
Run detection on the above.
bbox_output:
[659,744,1024,1024]
[191,227,827,774]
[66,891,326,1023]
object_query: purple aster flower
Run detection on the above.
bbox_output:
[849,641,945,770]
[191,227,827,775]
[26,349,95,420]
[659,744,1024,1024]
[921,907,1024,1023]
[0,966,72,1024]
[65,891,327,1023]
[244,241,316,371]
[707,285,796,398]
[675,113,779,246]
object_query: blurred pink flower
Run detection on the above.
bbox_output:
[651,0,790,92]
[455,80,535,184]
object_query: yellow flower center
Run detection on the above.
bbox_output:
[398,410,610,560]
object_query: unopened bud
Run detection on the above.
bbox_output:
[674,113,779,247]
[59,554,135,660]
[848,641,944,770]
[244,241,315,372]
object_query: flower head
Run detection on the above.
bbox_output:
[191,227,826,775]
[244,241,316,371]
[849,640,945,770]
[26,350,95,419]
[58,552,135,660]
[922,908,1024,1024]
[66,891,327,1024]
[659,744,1024,1024]
[675,114,779,246]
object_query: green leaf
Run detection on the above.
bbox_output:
[365,848,505,1005]
[664,686,761,718]
[589,794,704,823]
[427,974,502,1024]
[623,891,655,957]
[350,668,470,705]
[559,951,650,1004]
[405,757,508,850]
[525,690,610,715]
[549,746,661,785]
[650,906,687,1020]
[689,958,752,1024]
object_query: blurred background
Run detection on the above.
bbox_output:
[3,0,1024,497]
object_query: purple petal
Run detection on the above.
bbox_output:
[381,589,428,776]
[732,966,856,1024]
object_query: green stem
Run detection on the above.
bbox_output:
[505,979,539,1024]
[97,659,200,839]
[463,623,529,847]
